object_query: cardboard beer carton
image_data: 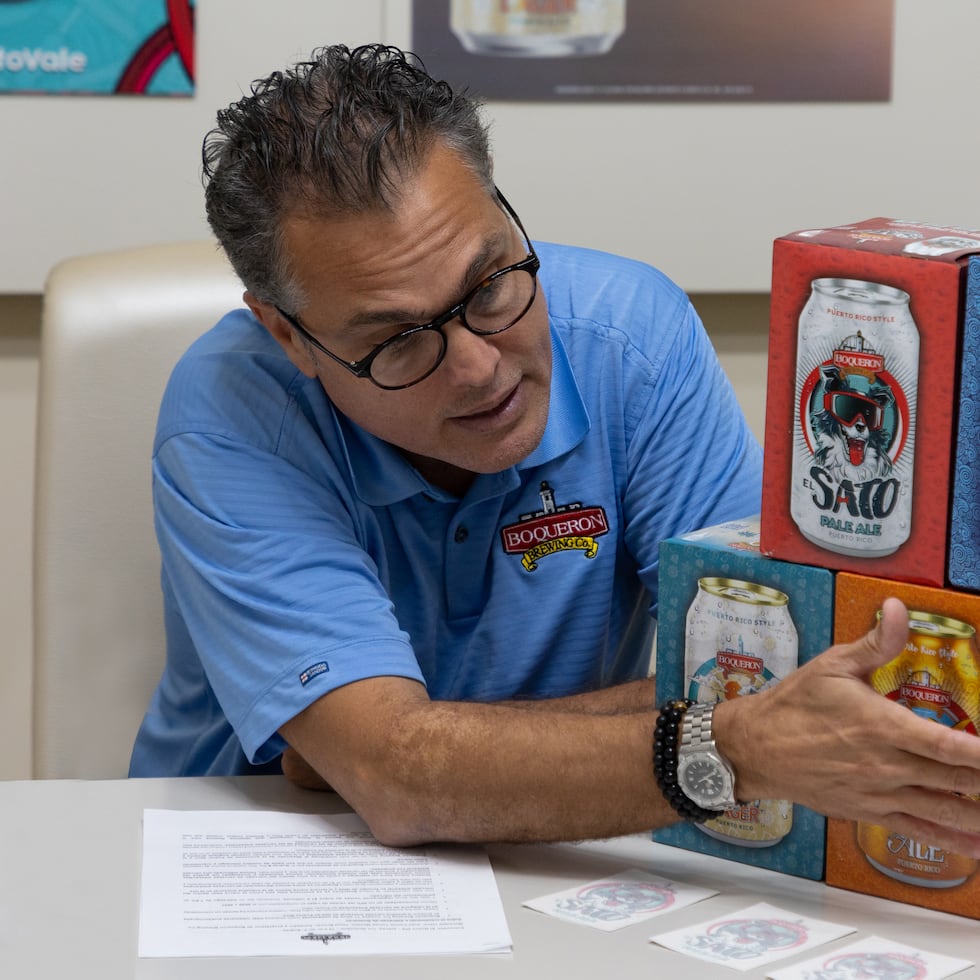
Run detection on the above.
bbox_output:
[828,572,980,920]
[761,218,980,587]
[653,515,834,881]
[949,255,980,591]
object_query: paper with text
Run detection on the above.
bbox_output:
[138,809,512,957]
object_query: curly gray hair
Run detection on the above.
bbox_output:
[203,43,494,309]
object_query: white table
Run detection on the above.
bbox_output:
[1,776,977,978]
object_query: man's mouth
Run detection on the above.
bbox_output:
[454,383,520,422]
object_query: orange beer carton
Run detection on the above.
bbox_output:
[828,572,980,920]
[761,218,980,587]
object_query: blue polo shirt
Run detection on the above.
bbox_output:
[130,242,762,776]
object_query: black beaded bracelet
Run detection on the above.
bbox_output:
[652,698,721,824]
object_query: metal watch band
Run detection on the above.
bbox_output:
[681,702,717,751]
[679,702,738,811]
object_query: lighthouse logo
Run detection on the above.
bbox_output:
[500,481,609,572]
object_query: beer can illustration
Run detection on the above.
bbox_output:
[857,610,980,888]
[791,278,919,558]
[903,235,980,257]
[450,0,626,57]
[685,577,798,847]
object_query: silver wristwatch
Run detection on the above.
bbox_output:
[675,703,738,811]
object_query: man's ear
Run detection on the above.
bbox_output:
[244,291,319,378]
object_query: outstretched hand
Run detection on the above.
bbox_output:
[719,597,980,858]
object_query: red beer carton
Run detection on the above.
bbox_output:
[828,572,980,920]
[761,218,980,587]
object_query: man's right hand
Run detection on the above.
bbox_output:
[715,597,980,860]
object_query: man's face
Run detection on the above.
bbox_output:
[249,144,552,492]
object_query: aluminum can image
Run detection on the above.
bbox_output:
[791,278,919,557]
[685,578,798,847]
[903,235,980,257]
[857,610,980,887]
[450,0,626,57]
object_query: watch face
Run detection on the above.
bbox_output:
[678,753,734,808]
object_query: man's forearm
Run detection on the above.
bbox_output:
[281,676,679,847]
[280,677,658,800]
[282,601,980,859]
[499,677,656,715]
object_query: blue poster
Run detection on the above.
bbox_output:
[0,0,194,95]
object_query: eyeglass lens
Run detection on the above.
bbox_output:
[371,265,536,388]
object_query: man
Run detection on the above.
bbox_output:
[131,44,980,857]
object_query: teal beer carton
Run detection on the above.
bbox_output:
[653,515,834,880]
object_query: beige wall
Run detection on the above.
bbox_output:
[0,291,767,781]
[6,2,980,294]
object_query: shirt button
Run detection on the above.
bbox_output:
[454,525,469,543]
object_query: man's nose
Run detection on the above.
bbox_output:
[441,319,501,385]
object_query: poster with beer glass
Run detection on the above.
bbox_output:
[410,0,894,102]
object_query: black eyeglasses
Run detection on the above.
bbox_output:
[275,189,540,390]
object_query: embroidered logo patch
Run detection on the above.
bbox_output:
[299,661,329,686]
[500,481,609,571]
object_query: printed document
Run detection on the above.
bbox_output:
[138,808,512,957]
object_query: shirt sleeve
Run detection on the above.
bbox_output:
[153,428,425,764]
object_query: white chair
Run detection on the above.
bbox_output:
[33,241,246,778]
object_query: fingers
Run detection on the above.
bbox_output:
[832,596,909,680]
[849,753,980,826]
[799,703,980,854]
[887,709,980,789]
[871,795,980,861]
[874,596,911,662]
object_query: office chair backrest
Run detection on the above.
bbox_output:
[33,242,246,778]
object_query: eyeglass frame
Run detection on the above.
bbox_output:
[274,188,540,391]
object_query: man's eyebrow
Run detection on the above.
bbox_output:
[343,229,510,330]
[456,231,509,296]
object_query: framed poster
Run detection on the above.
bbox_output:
[411,0,894,102]
[0,0,194,95]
